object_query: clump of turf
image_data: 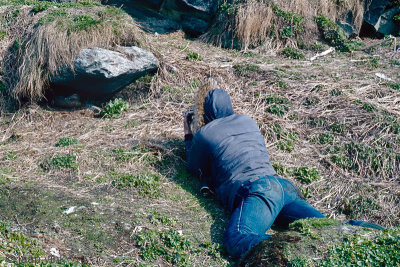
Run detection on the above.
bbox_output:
[1,1,144,101]
[240,218,400,267]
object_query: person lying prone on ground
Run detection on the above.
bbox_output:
[183,88,325,259]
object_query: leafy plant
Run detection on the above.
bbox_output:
[55,137,79,147]
[100,98,129,118]
[281,47,305,59]
[41,153,78,171]
[293,167,320,184]
[186,51,203,61]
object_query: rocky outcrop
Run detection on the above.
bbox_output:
[103,0,218,36]
[362,0,400,36]
[51,46,159,99]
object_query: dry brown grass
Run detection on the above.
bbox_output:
[0,31,400,264]
[203,0,364,51]
[1,5,144,102]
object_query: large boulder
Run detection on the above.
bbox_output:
[362,0,400,36]
[51,46,159,99]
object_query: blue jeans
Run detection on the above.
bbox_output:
[223,175,325,258]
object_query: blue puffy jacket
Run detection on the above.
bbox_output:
[185,89,276,211]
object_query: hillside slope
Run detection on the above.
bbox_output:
[1,7,400,266]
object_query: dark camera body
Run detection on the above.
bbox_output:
[185,109,194,125]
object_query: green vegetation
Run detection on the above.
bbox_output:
[100,98,129,118]
[150,210,177,226]
[110,172,161,197]
[292,166,320,184]
[281,47,305,59]
[387,82,400,90]
[272,164,321,184]
[0,0,100,10]
[41,152,78,171]
[290,218,341,234]
[330,88,342,96]
[314,15,351,52]
[135,229,192,265]
[0,31,6,41]
[340,196,380,219]
[3,151,17,160]
[265,97,290,116]
[0,221,45,263]
[233,64,260,75]
[330,141,399,177]
[111,145,159,165]
[277,132,297,152]
[312,133,335,145]
[322,228,400,266]
[55,137,79,147]
[186,51,203,61]
[303,96,320,106]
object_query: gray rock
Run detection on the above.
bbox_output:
[363,0,391,28]
[375,6,400,35]
[181,15,210,36]
[337,11,358,38]
[178,0,217,15]
[52,46,159,98]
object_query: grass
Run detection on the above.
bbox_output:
[2,4,142,101]
[0,11,400,266]
[135,229,192,265]
[0,220,45,262]
[110,172,161,197]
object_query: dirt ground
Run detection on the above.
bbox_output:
[0,31,399,266]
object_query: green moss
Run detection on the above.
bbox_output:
[290,218,341,232]
[55,137,79,147]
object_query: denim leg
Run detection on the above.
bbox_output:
[275,199,325,227]
[223,177,284,258]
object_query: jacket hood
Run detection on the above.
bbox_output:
[203,89,234,124]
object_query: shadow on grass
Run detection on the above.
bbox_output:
[144,137,232,259]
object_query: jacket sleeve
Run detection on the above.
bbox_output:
[185,133,212,185]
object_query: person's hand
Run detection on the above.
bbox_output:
[184,111,193,135]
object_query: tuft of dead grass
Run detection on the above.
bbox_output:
[202,0,364,51]
[1,4,144,102]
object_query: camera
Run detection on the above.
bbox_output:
[185,109,194,125]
